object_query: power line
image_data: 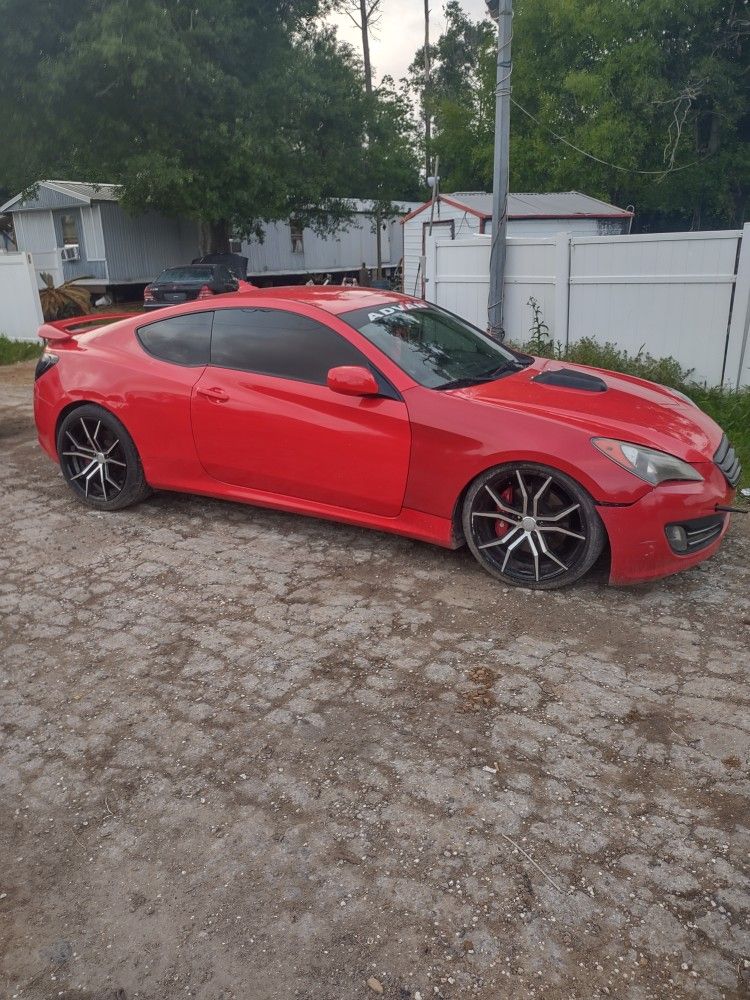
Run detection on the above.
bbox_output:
[510,98,711,177]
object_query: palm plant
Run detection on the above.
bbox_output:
[39,273,93,321]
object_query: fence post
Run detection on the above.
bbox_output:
[554,232,571,348]
[424,234,438,304]
[723,222,750,388]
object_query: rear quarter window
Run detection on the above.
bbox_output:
[136,312,212,367]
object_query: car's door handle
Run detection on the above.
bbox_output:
[196,386,229,403]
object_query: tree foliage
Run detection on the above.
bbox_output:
[409,0,749,229]
[0,0,419,248]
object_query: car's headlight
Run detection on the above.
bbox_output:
[592,438,703,485]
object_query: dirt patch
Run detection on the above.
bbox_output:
[0,358,36,386]
[1,364,749,1000]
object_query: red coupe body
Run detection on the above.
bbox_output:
[34,287,739,585]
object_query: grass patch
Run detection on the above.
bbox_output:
[518,335,749,490]
[0,335,42,366]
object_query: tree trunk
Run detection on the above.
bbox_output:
[424,0,431,181]
[360,0,372,98]
[375,211,382,275]
[207,219,230,254]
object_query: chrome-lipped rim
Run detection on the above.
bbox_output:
[60,417,127,502]
[470,469,587,583]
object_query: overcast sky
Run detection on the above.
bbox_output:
[326,0,491,86]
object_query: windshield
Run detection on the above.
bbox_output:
[341,300,524,388]
[157,266,214,283]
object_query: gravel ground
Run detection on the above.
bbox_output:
[1,360,749,1000]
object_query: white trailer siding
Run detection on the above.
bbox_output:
[99,203,200,284]
[241,204,420,279]
[13,211,63,286]
[242,215,391,277]
[13,210,56,254]
[485,217,602,238]
[402,203,484,298]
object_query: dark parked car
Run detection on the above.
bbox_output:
[143,264,239,309]
[192,252,249,279]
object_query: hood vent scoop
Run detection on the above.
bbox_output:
[532,368,607,392]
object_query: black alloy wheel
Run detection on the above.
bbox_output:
[463,463,605,589]
[57,404,151,511]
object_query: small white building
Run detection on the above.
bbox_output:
[401,190,633,297]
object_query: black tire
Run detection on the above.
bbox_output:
[462,462,605,590]
[56,404,151,511]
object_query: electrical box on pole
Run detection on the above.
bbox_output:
[487,0,512,340]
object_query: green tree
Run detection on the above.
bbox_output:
[361,75,422,220]
[411,0,749,230]
[407,2,495,193]
[0,0,418,249]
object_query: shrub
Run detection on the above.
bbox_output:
[0,335,42,365]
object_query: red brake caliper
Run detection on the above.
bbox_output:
[494,485,515,537]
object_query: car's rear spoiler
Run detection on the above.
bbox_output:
[38,313,135,344]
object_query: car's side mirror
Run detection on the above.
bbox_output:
[327,365,379,397]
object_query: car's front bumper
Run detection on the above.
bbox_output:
[598,463,735,584]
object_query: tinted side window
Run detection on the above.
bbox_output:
[211,308,367,384]
[136,312,212,367]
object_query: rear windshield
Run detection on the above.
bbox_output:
[156,266,214,282]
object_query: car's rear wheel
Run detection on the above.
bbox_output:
[463,463,605,589]
[57,404,151,511]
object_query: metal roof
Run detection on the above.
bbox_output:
[402,190,633,223]
[44,180,121,202]
[343,199,422,214]
[0,180,121,213]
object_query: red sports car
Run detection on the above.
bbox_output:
[34,287,741,588]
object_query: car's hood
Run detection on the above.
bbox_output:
[457,358,723,465]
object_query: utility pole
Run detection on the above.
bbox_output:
[487,0,512,340]
[424,0,431,183]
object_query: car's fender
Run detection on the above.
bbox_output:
[400,385,652,520]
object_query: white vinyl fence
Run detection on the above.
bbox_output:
[424,224,750,388]
[0,252,44,342]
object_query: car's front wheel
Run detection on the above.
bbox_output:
[462,463,605,589]
[57,404,151,511]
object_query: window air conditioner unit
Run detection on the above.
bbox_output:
[61,244,80,262]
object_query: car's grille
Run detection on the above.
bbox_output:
[714,434,742,487]
[684,515,725,550]
[665,514,726,554]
